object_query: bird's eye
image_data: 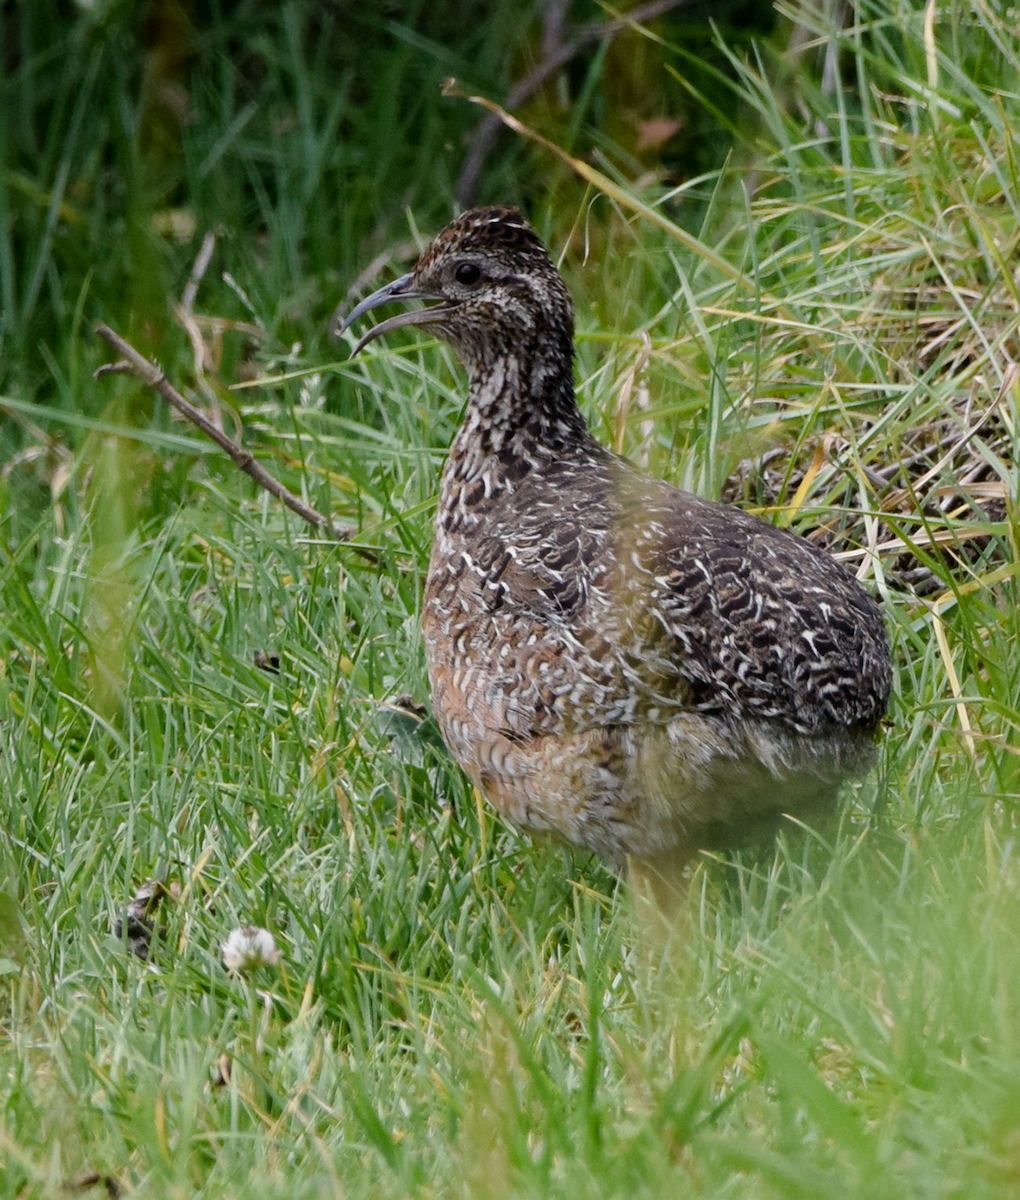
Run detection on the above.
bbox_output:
[453,262,483,287]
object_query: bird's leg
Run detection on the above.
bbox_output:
[627,847,696,923]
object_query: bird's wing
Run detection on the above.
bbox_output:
[640,489,891,732]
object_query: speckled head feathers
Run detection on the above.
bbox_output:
[414,206,550,273]
[339,205,574,374]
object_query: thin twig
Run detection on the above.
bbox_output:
[456,0,695,206]
[175,230,235,428]
[93,322,377,563]
[181,229,217,318]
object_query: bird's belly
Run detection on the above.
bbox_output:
[422,555,879,868]
[423,605,875,866]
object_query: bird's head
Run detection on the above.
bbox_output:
[333,207,574,374]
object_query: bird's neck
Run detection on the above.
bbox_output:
[446,344,595,486]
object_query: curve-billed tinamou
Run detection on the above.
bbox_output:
[336,207,891,907]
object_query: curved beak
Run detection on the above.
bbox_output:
[330,272,455,356]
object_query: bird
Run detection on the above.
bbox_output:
[336,206,892,904]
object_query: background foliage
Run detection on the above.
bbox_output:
[3,0,1020,1196]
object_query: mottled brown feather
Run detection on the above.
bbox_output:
[342,207,892,889]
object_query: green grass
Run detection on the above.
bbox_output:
[4,0,1020,1196]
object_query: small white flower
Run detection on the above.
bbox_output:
[221,926,283,974]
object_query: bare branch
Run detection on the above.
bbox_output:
[93,322,377,563]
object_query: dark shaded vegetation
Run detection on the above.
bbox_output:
[1,0,777,402]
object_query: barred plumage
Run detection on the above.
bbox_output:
[338,206,891,896]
